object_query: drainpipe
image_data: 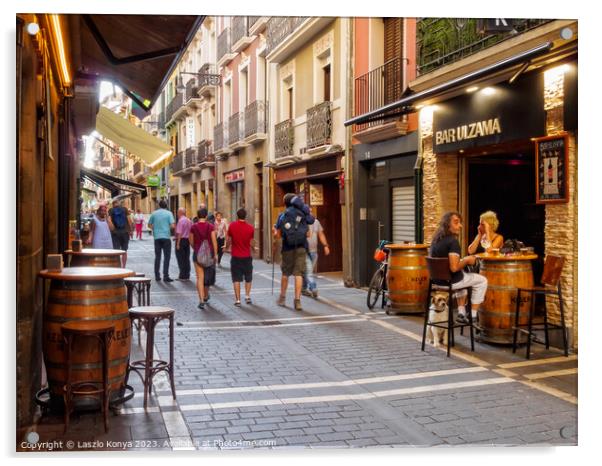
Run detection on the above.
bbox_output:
[344,17,355,286]
[414,154,424,244]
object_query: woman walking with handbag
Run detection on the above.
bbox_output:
[190,208,218,309]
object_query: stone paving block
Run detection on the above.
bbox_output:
[250,423,280,432]
[282,435,320,445]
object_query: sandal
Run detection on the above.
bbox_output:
[245,297,252,305]
[234,301,241,307]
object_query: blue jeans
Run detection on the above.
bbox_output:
[303,252,318,291]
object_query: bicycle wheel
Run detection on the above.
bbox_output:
[367,268,385,309]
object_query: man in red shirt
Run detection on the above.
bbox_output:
[224,208,256,306]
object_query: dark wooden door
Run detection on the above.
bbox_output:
[314,178,342,272]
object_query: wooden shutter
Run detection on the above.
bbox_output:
[383,18,403,105]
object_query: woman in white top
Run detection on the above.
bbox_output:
[134,208,145,240]
[87,204,114,249]
[214,211,228,266]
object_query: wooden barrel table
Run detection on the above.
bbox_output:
[65,248,125,268]
[386,244,429,315]
[38,267,135,400]
[476,253,538,344]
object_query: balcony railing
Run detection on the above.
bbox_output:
[354,58,403,131]
[248,16,260,30]
[229,113,243,146]
[306,101,332,149]
[214,122,228,152]
[244,100,268,138]
[275,119,294,158]
[265,17,308,55]
[217,27,231,62]
[165,93,183,123]
[185,79,199,102]
[197,140,214,164]
[185,146,197,169]
[417,18,552,75]
[231,16,248,47]
[170,152,184,173]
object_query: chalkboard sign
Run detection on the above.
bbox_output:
[535,133,569,204]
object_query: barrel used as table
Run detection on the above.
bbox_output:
[65,248,125,268]
[386,244,429,315]
[38,267,135,400]
[476,253,538,344]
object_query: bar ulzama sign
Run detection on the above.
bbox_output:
[435,118,502,145]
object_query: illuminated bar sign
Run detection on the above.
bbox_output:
[433,71,545,153]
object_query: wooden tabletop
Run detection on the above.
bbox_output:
[476,253,538,261]
[386,243,428,250]
[39,267,136,281]
[64,248,125,256]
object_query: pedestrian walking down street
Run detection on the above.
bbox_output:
[148,199,176,282]
[214,211,228,267]
[190,208,218,309]
[128,208,135,240]
[224,208,256,306]
[274,193,315,311]
[108,199,132,266]
[134,208,145,240]
[86,204,113,249]
[302,209,330,298]
[175,207,192,280]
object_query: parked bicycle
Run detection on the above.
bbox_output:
[367,240,391,310]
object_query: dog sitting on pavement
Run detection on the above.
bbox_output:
[426,291,449,348]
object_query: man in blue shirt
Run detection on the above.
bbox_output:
[148,199,176,282]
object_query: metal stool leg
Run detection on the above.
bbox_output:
[558,286,569,357]
[526,290,536,359]
[168,314,176,400]
[421,285,432,352]
[143,317,154,408]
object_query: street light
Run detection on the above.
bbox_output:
[176,71,221,93]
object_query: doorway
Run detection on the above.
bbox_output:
[312,177,342,273]
[467,153,545,278]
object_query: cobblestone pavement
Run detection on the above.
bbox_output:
[25,237,577,451]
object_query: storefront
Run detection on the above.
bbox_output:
[352,133,419,286]
[224,168,245,221]
[273,154,343,272]
[420,59,578,347]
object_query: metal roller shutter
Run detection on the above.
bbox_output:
[391,185,414,243]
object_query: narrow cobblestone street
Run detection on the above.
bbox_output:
[29,238,577,450]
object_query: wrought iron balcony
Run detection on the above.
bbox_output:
[353,58,403,132]
[197,140,215,165]
[170,152,184,174]
[231,16,248,47]
[265,17,308,55]
[306,101,332,150]
[184,146,197,171]
[185,78,199,102]
[214,122,229,152]
[197,63,219,96]
[217,27,232,63]
[158,111,165,129]
[417,18,552,75]
[165,93,184,123]
[244,100,268,141]
[228,113,244,147]
[275,119,294,158]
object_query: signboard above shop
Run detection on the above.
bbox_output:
[432,70,545,154]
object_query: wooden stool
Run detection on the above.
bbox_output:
[126,306,176,408]
[421,257,476,357]
[512,255,568,359]
[61,320,115,433]
[124,277,152,346]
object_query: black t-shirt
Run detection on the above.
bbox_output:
[429,235,463,284]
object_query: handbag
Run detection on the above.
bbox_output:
[196,239,214,267]
[464,257,481,274]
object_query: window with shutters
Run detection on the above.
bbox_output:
[391,184,415,243]
[383,18,403,105]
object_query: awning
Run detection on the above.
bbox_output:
[95,106,173,170]
[69,14,204,109]
[345,42,554,127]
[81,167,148,198]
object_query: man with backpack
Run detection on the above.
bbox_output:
[108,199,132,266]
[274,193,315,311]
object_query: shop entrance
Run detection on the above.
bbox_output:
[467,153,545,278]
[311,177,342,273]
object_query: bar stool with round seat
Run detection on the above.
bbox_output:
[421,257,476,357]
[126,306,176,408]
[61,320,115,433]
[512,254,568,359]
[124,276,152,346]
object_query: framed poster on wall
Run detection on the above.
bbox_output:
[534,133,569,204]
[310,184,324,206]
